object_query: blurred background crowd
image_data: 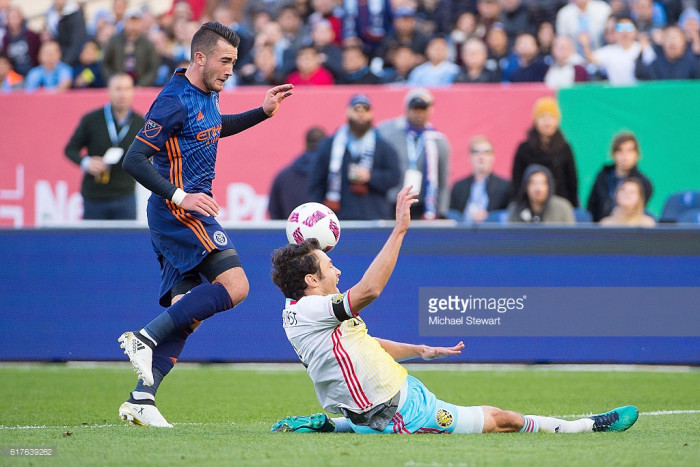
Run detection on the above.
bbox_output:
[2,0,700,92]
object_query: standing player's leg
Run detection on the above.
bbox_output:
[120,249,247,386]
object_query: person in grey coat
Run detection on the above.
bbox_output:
[377,88,451,219]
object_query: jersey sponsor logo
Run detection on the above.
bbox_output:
[435,408,454,428]
[213,230,228,246]
[143,119,162,138]
[196,124,222,145]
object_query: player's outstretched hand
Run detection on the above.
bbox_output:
[180,192,220,217]
[262,84,294,117]
[419,341,465,361]
[395,186,419,233]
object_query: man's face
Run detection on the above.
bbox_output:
[347,104,373,135]
[109,75,135,111]
[469,143,495,175]
[663,28,687,61]
[39,42,61,68]
[406,106,431,128]
[202,39,238,92]
[310,250,341,295]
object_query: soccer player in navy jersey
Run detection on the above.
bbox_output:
[117,22,293,427]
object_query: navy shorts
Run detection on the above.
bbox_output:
[147,196,238,306]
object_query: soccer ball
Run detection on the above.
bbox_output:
[286,202,341,252]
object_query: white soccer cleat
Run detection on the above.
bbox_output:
[118,331,154,386]
[119,401,173,428]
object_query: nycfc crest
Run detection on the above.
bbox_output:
[435,408,454,428]
[213,231,228,246]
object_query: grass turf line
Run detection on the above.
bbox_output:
[0,365,698,466]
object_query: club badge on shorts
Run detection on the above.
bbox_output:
[213,231,228,246]
[436,408,454,428]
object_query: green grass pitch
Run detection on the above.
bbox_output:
[1,364,698,466]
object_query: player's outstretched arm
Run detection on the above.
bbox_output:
[347,187,418,313]
[375,338,465,362]
[262,84,294,117]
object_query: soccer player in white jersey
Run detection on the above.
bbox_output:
[270,187,639,435]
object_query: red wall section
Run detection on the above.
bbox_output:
[0,84,552,226]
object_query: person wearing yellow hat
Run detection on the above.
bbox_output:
[511,96,579,207]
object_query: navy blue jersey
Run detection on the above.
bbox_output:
[135,69,222,195]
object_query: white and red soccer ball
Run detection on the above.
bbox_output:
[286,202,341,252]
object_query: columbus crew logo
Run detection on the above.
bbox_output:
[435,408,454,428]
[213,231,228,246]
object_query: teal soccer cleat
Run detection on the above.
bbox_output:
[590,405,639,432]
[271,413,335,433]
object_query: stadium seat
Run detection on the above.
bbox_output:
[485,209,509,224]
[676,208,700,224]
[659,190,700,223]
[573,208,592,223]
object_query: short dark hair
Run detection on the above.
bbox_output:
[271,239,322,300]
[611,131,639,155]
[190,22,240,59]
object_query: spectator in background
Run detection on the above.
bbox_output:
[508,32,549,82]
[238,44,286,86]
[342,0,394,56]
[309,0,344,46]
[103,8,160,86]
[407,35,460,85]
[499,0,536,48]
[1,5,40,76]
[277,2,307,51]
[64,73,144,220]
[580,15,641,85]
[309,94,401,220]
[433,0,478,35]
[556,0,612,51]
[454,37,501,82]
[268,126,328,219]
[508,164,575,223]
[286,44,335,85]
[72,39,106,88]
[25,40,73,92]
[45,0,88,67]
[476,0,503,38]
[377,88,452,220]
[376,6,430,65]
[171,19,199,64]
[587,132,653,222]
[537,21,556,58]
[212,4,255,68]
[545,34,589,88]
[679,8,700,56]
[337,44,382,84]
[599,177,656,227]
[449,135,513,223]
[380,43,417,83]
[636,25,700,80]
[0,53,23,91]
[631,0,667,35]
[485,23,511,77]
[512,97,579,207]
[450,11,479,65]
[293,18,343,79]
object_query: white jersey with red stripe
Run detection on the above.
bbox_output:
[282,292,408,415]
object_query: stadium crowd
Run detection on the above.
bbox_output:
[2,0,700,91]
[2,0,697,225]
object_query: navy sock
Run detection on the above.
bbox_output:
[132,330,189,398]
[143,283,233,343]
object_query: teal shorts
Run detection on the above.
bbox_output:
[348,375,484,434]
